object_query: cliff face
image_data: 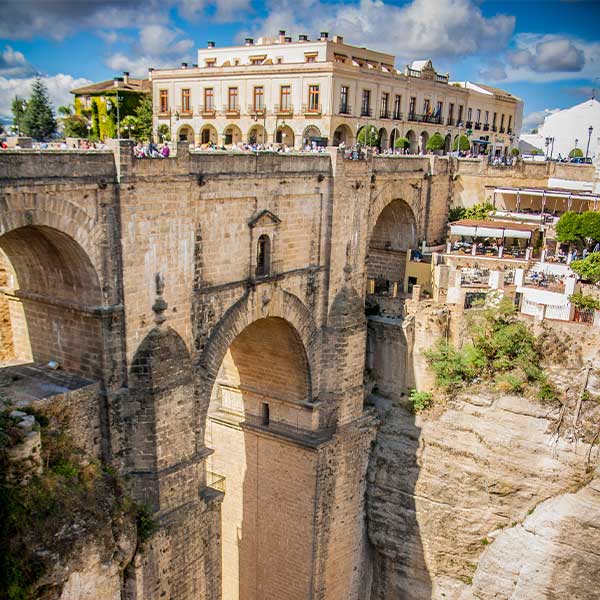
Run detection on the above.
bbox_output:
[366,393,600,600]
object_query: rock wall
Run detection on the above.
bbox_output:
[366,393,600,600]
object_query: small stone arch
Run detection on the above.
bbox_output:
[177,124,194,143]
[419,130,429,153]
[223,124,242,146]
[332,124,354,147]
[390,128,401,150]
[378,127,388,151]
[275,124,295,147]
[200,124,218,145]
[303,125,322,146]
[406,129,417,154]
[247,124,267,144]
[444,133,452,154]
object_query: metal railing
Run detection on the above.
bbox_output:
[360,107,373,117]
[379,110,390,119]
[338,103,352,115]
[222,104,240,114]
[274,103,293,115]
[474,122,481,130]
[302,104,322,115]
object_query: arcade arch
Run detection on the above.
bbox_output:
[275,124,295,147]
[200,124,218,145]
[378,127,388,151]
[406,129,417,154]
[177,124,194,143]
[247,124,267,144]
[223,124,242,146]
[389,128,401,150]
[332,124,353,147]
[419,130,429,153]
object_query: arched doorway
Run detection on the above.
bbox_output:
[303,125,322,148]
[200,124,218,145]
[332,124,353,147]
[366,199,418,315]
[248,124,266,144]
[378,127,388,151]
[177,124,194,143]
[419,131,429,154]
[389,128,401,151]
[0,225,103,378]
[223,124,242,146]
[205,316,313,600]
[444,133,451,155]
[406,129,417,154]
[275,124,295,147]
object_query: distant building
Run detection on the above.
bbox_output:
[520,98,600,161]
[71,72,150,140]
[150,31,522,153]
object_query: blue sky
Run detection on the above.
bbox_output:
[1,0,599,131]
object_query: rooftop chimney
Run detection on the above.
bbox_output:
[123,71,129,84]
[299,34,308,41]
[113,76,123,88]
[181,62,188,68]
[192,63,198,68]
[320,31,329,40]
[279,29,286,43]
[284,36,292,43]
[148,67,154,81]
[207,41,215,48]
[245,37,254,46]
[333,34,344,43]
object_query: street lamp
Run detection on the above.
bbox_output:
[586,125,593,160]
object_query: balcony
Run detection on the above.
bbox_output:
[199,104,216,117]
[483,124,490,131]
[474,122,481,130]
[360,107,373,117]
[408,112,423,122]
[274,104,294,116]
[156,108,170,118]
[507,127,513,135]
[465,121,473,128]
[500,127,505,133]
[446,118,456,126]
[248,104,266,116]
[393,112,403,120]
[223,104,240,116]
[424,114,442,125]
[338,103,352,115]
[435,73,449,83]
[302,104,322,115]
[379,110,390,119]
[492,125,497,132]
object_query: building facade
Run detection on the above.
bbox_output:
[151,31,523,154]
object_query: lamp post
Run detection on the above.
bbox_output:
[585,125,593,160]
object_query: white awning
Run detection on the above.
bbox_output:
[450,224,532,239]
[493,187,599,202]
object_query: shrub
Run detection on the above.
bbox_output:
[424,340,481,392]
[448,206,466,222]
[136,502,159,543]
[462,203,494,220]
[569,292,600,311]
[409,389,434,413]
[426,132,445,151]
[511,148,520,156]
[394,136,409,149]
[452,134,470,152]
[571,253,600,283]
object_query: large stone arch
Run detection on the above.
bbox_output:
[197,286,320,433]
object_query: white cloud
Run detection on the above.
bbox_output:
[479,59,507,82]
[105,24,195,77]
[243,0,515,64]
[0,45,36,78]
[497,34,600,83]
[0,74,92,121]
[521,108,561,132]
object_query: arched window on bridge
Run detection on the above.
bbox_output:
[256,234,270,278]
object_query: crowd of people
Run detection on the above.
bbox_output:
[133,141,170,158]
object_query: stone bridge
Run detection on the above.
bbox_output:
[0,143,452,600]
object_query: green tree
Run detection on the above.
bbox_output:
[91,100,100,139]
[394,136,409,149]
[57,105,72,117]
[62,115,89,138]
[462,203,494,220]
[134,95,153,141]
[580,212,600,243]
[426,132,445,151]
[571,253,600,283]
[555,211,583,244]
[511,148,520,156]
[22,78,57,140]
[448,206,466,221]
[357,125,379,147]
[569,147,583,158]
[157,124,170,142]
[452,134,470,152]
[11,96,27,135]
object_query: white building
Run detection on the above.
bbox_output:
[520,98,600,161]
[150,31,523,153]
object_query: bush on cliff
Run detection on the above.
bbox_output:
[425,297,549,397]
